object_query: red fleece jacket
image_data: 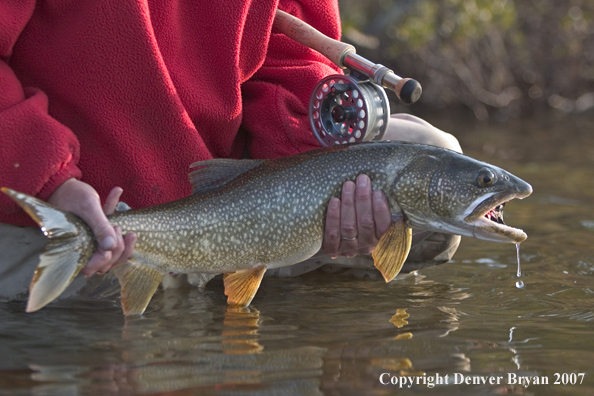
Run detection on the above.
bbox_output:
[0,0,342,226]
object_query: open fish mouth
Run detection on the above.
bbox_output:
[464,191,531,243]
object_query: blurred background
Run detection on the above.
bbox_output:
[339,0,594,122]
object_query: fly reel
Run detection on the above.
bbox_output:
[273,9,422,147]
[309,74,390,146]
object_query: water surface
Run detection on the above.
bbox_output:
[1,116,593,395]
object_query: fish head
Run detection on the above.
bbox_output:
[393,149,533,243]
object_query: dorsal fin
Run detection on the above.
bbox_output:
[188,159,264,194]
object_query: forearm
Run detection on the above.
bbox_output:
[0,62,81,225]
[241,0,343,159]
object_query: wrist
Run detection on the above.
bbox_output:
[38,164,82,202]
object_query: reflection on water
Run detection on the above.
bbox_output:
[2,117,594,395]
[389,308,410,328]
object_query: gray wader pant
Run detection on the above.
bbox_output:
[0,222,460,302]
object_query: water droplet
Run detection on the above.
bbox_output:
[514,244,524,288]
[516,280,525,289]
[516,243,521,277]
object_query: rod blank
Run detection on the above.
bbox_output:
[273,9,422,104]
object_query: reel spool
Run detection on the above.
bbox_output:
[309,74,389,147]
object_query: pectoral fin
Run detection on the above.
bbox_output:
[224,266,267,307]
[372,220,412,283]
[113,258,165,316]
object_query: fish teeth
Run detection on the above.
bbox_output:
[484,203,505,224]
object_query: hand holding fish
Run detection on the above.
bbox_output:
[47,179,136,277]
[323,175,392,258]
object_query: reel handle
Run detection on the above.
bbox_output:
[274,9,422,104]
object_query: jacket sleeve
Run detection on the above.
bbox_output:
[240,0,343,159]
[0,2,82,225]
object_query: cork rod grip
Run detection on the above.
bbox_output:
[273,9,355,68]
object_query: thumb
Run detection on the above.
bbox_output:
[78,204,117,251]
[94,224,117,251]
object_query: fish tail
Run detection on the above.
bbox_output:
[1,188,96,312]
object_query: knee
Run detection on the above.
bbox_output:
[438,131,463,154]
[384,114,463,153]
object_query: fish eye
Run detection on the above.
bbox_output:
[477,168,496,187]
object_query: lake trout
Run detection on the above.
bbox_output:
[2,141,532,315]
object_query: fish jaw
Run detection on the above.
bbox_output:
[463,188,532,243]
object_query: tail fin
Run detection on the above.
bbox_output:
[1,188,95,312]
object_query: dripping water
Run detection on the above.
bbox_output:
[515,243,524,288]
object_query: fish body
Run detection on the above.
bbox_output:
[108,143,410,276]
[2,141,532,315]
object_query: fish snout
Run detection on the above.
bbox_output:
[512,177,533,199]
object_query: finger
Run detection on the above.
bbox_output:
[103,187,123,215]
[82,248,113,277]
[355,174,376,254]
[97,226,125,275]
[322,198,341,258]
[340,181,358,257]
[373,190,392,239]
[77,196,117,251]
[114,232,137,269]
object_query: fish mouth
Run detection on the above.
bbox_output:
[464,190,531,243]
